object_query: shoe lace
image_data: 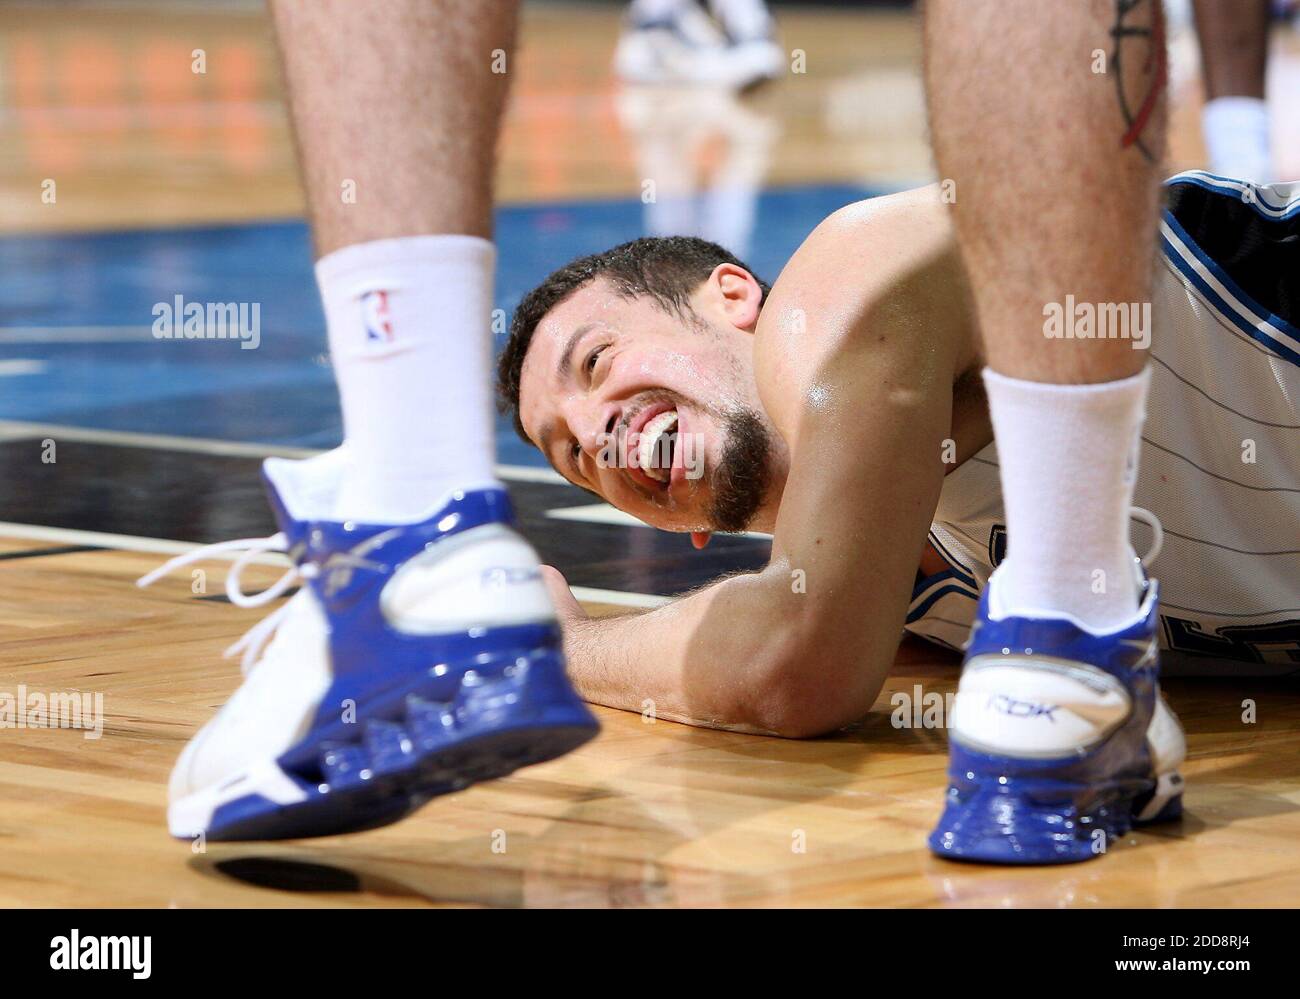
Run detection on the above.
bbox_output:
[136,533,318,674]
[1130,506,1164,569]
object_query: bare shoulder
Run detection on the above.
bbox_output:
[753,184,962,440]
[809,184,953,259]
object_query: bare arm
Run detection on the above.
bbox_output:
[547,339,955,735]
[548,204,966,737]
[544,563,809,734]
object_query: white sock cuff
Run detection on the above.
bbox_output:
[1201,97,1272,182]
[630,0,691,19]
[981,366,1151,629]
[316,234,496,364]
[982,365,1150,406]
[1202,95,1268,128]
[315,234,495,288]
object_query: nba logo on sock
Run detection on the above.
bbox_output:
[360,289,394,344]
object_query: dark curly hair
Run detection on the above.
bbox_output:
[496,236,769,443]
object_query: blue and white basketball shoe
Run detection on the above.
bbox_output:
[140,448,598,841]
[928,570,1185,865]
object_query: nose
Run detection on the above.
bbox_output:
[566,400,622,462]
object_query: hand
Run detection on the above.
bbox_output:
[540,564,588,629]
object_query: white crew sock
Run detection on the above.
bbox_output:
[316,235,500,523]
[1202,96,1273,183]
[629,0,692,23]
[708,0,774,38]
[983,366,1150,632]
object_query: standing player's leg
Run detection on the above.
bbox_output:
[1194,0,1273,181]
[926,0,1162,630]
[146,0,597,842]
[273,0,510,519]
[923,0,1184,864]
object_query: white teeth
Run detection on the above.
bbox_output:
[637,410,678,483]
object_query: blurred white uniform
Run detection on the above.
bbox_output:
[615,0,783,89]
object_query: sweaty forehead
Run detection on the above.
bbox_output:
[517,284,611,443]
[522,283,609,378]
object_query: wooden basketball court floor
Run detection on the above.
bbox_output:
[1,1,1298,908]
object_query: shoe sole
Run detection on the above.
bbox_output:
[170,643,598,842]
[928,743,1183,865]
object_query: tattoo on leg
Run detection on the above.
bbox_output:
[1110,0,1167,162]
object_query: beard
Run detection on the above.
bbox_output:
[705,406,773,533]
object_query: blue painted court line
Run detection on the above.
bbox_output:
[0,183,890,466]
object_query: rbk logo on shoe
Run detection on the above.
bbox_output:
[361,289,394,344]
[986,694,1059,722]
[482,565,543,590]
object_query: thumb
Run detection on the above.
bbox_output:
[539,564,586,620]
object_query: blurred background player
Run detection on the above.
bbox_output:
[614,0,784,269]
[1194,0,1276,180]
[615,0,784,88]
[616,84,779,259]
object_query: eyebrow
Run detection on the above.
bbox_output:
[556,322,599,382]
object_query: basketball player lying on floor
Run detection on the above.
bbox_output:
[498,171,1300,739]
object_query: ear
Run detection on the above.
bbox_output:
[710,263,762,332]
[691,531,712,550]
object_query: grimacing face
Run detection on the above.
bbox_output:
[517,266,778,537]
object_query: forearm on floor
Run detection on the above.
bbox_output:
[560,570,791,733]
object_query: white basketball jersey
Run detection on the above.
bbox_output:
[906,172,1300,675]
